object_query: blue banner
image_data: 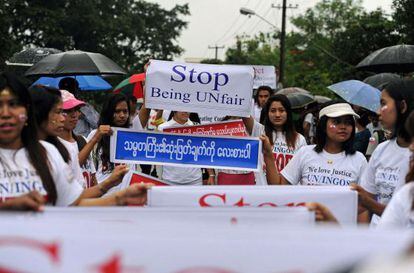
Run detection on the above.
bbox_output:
[110,128,261,171]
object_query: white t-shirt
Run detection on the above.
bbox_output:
[303,113,315,138]
[0,141,83,206]
[281,145,367,186]
[378,182,414,229]
[360,139,411,205]
[158,119,203,185]
[131,114,145,131]
[58,136,96,188]
[252,103,262,122]
[252,120,307,172]
[86,129,135,193]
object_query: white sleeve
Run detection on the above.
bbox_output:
[303,113,312,124]
[251,119,265,137]
[296,134,307,150]
[86,129,97,142]
[42,142,83,206]
[378,184,412,229]
[132,115,144,130]
[356,154,368,184]
[360,152,377,194]
[281,147,305,185]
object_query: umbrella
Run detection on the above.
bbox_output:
[25,50,126,77]
[363,73,401,90]
[314,95,331,104]
[356,44,414,73]
[113,73,145,99]
[327,80,380,113]
[6,47,62,66]
[286,93,315,109]
[276,87,311,95]
[32,75,112,91]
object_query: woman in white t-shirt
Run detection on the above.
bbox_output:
[86,94,137,189]
[158,111,210,185]
[378,110,414,228]
[13,82,149,207]
[244,94,307,177]
[353,79,414,224]
[266,102,367,186]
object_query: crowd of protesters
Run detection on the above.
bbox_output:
[0,65,414,230]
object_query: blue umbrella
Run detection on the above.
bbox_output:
[327,80,381,113]
[32,75,112,91]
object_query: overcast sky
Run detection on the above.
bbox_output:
[148,0,393,61]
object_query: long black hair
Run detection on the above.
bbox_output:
[314,101,356,155]
[382,79,414,143]
[261,94,298,149]
[97,93,130,171]
[0,73,57,204]
[29,85,70,163]
[405,111,414,183]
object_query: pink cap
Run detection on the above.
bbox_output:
[60,90,85,110]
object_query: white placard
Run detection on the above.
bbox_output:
[148,186,358,225]
[0,208,411,273]
[145,60,254,117]
[252,65,277,89]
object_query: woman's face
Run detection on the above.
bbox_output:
[409,136,414,153]
[379,90,398,131]
[174,111,190,124]
[0,87,27,149]
[43,101,65,137]
[63,106,81,131]
[268,101,287,129]
[113,101,129,126]
[326,116,353,143]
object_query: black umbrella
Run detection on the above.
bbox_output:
[363,73,401,90]
[6,47,62,66]
[276,87,311,95]
[25,50,126,77]
[286,93,315,109]
[356,44,414,73]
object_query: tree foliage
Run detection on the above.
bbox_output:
[0,0,189,73]
[224,0,402,96]
[393,0,414,44]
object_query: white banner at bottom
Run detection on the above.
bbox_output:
[0,207,411,273]
[147,186,358,225]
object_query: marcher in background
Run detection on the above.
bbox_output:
[59,77,99,137]
[158,111,213,185]
[353,106,371,155]
[365,112,387,159]
[302,103,319,144]
[244,94,307,175]
[352,79,414,225]
[57,90,97,188]
[252,85,273,123]
[86,94,135,193]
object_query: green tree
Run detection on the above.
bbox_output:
[393,0,414,44]
[1,0,189,73]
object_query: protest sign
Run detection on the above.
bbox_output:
[147,186,358,225]
[0,208,411,273]
[252,65,277,89]
[130,171,170,186]
[163,120,247,137]
[110,128,261,171]
[145,60,254,117]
